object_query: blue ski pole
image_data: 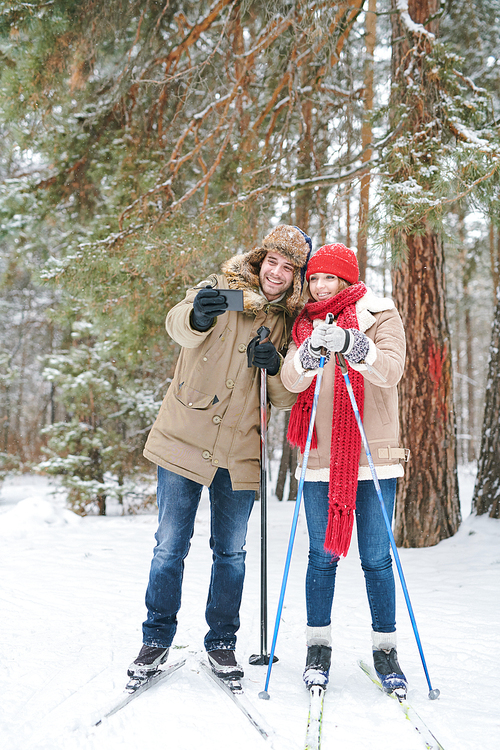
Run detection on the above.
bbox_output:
[259,351,327,700]
[335,352,440,700]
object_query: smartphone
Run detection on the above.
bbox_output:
[219,289,244,311]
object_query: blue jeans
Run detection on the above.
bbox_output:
[303,478,397,633]
[143,467,255,651]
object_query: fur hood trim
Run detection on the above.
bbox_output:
[221,225,311,318]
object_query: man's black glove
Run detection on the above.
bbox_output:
[250,340,280,376]
[191,288,228,331]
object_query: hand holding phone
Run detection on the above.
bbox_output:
[192,288,228,331]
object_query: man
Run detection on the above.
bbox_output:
[128,224,311,683]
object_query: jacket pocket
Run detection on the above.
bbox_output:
[175,382,216,410]
[201,323,232,361]
[371,385,391,425]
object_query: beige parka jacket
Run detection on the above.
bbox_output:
[143,274,298,491]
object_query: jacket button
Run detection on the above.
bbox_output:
[212,415,222,424]
[203,356,208,362]
[213,458,219,465]
[202,450,212,460]
[238,344,246,353]
[226,379,235,388]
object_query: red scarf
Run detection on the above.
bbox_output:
[287,282,367,557]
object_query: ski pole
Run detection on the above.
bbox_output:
[249,326,277,666]
[335,352,440,700]
[259,350,327,699]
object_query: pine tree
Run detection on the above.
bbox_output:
[387,0,474,546]
[439,0,500,518]
[38,321,160,514]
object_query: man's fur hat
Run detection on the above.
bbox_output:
[221,225,312,317]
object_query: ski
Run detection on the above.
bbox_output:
[305,684,325,750]
[358,660,445,750]
[199,659,272,741]
[94,657,186,725]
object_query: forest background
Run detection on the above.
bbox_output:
[1,0,499,546]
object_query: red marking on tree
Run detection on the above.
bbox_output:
[428,341,446,383]
[428,341,448,422]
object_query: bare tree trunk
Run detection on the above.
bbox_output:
[357,0,376,281]
[473,226,500,517]
[275,412,298,502]
[392,229,461,545]
[295,79,313,231]
[275,442,289,502]
[464,291,475,462]
[289,453,298,501]
[89,447,107,516]
[472,288,500,518]
[275,441,298,502]
[345,189,351,248]
[279,72,312,503]
[16,322,27,462]
[454,287,464,465]
[490,223,500,304]
[2,387,11,452]
[458,211,476,462]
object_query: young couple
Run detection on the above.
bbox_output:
[129,230,407,697]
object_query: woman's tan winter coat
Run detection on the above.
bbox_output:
[280,289,408,481]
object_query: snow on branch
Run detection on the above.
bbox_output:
[396,0,435,42]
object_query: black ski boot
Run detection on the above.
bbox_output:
[127,644,170,680]
[207,649,244,680]
[373,647,407,697]
[303,644,332,688]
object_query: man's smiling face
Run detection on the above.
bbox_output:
[259,252,295,301]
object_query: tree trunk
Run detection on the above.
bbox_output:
[295,73,313,232]
[458,211,476,462]
[284,69,313,502]
[490,224,500,305]
[390,0,461,546]
[275,436,290,502]
[392,229,461,545]
[464,285,475,462]
[275,411,298,502]
[357,0,376,281]
[288,444,298,502]
[473,254,500,518]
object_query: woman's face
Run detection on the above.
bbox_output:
[308,273,341,302]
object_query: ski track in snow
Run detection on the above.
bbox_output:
[0,467,498,750]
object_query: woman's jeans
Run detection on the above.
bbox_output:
[143,466,255,651]
[303,478,397,634]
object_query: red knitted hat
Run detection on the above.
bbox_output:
[305,243,359,284]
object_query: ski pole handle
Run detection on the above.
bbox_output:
[257,325,271,344]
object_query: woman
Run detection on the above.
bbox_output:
[280,242,408,695]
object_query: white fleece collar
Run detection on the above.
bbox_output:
[356,287,395,333]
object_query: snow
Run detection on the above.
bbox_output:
[395,0,435,40]
[1,468,499,750]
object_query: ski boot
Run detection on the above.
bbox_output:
[303,644,332,689]
[127,645,169,689]
[207,649,244,681]
[373,647,407,698]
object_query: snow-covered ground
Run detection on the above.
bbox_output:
[0,466,498,750]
